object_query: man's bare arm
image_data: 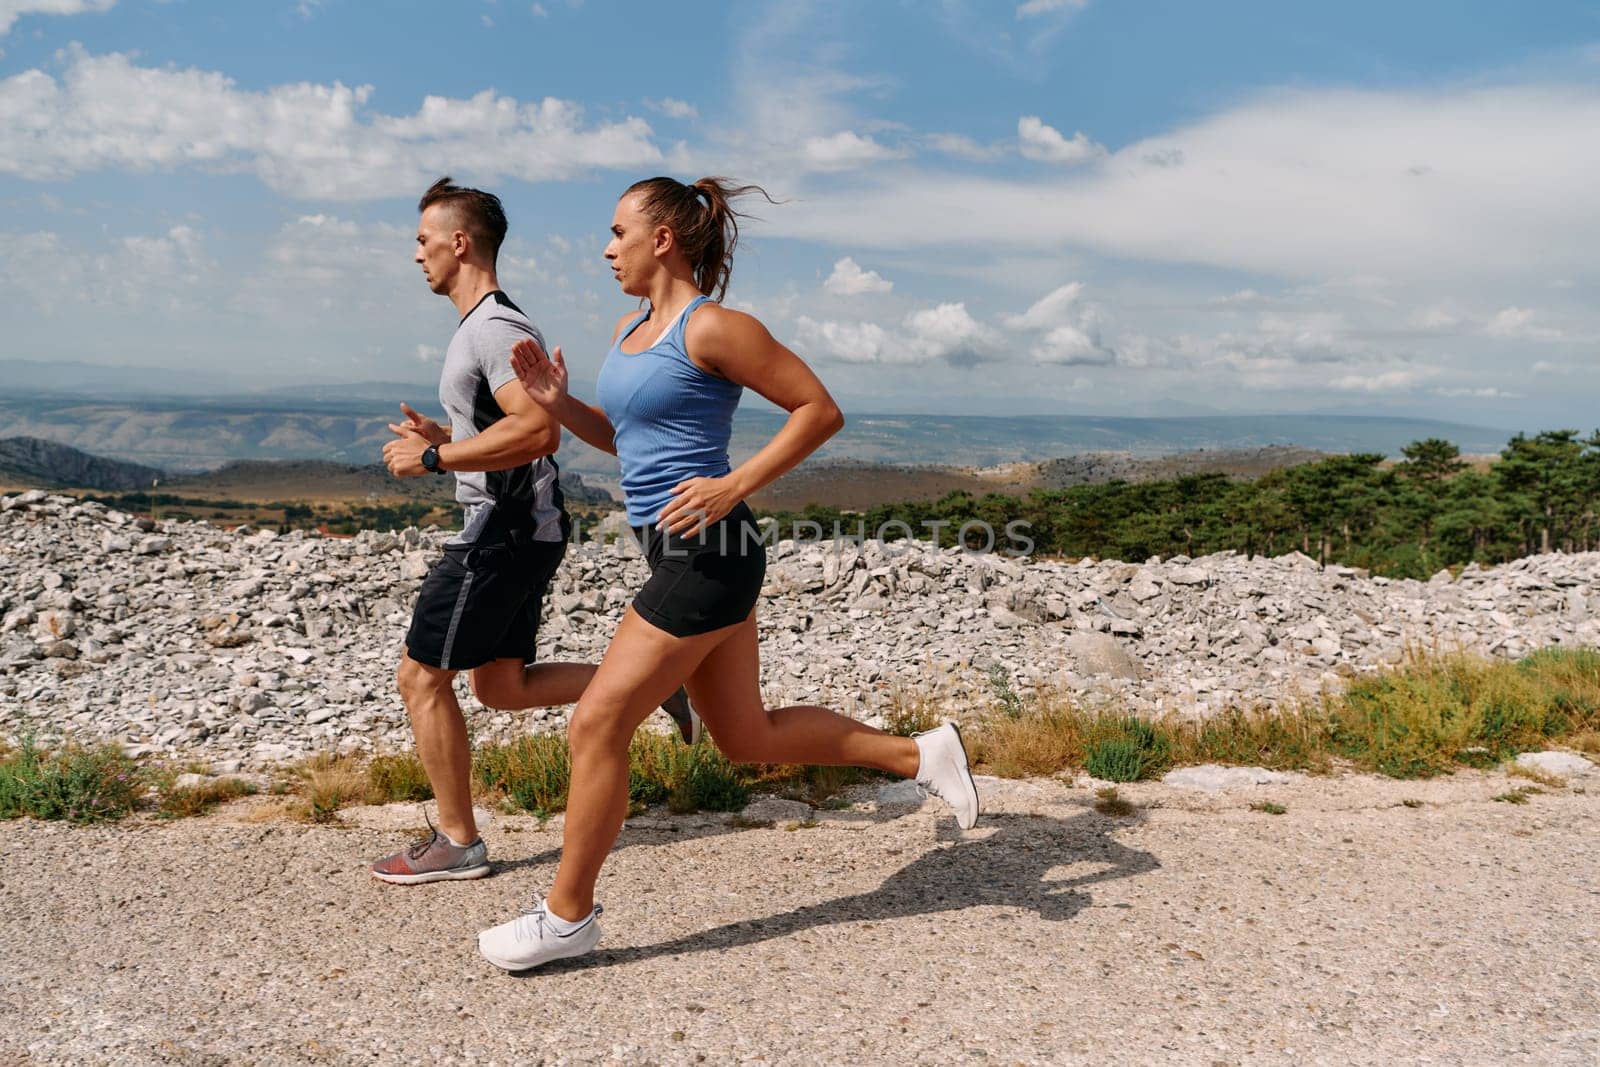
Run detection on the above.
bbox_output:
[434,380,559,471]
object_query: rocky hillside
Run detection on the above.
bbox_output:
[0,436,164,491]
[1,490,1595,766]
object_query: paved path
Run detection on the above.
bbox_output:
[3,771,1597,1065]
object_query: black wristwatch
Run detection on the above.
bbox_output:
[421,444,445,474]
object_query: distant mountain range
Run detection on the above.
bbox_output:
[0,436,165,491]
[0,385,1517,487]
[0,437,615,504]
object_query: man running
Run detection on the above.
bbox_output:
[373,177,692,885]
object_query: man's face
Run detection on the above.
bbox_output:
[415,204,461,295]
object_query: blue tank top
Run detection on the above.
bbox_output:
[595,296,744,525]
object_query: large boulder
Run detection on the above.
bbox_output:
[1065,633,1142,680]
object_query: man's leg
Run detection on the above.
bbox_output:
[397,653,478,845]
[470,658,699,740]
[470,658,593,710]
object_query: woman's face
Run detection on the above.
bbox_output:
[603,194,665,298]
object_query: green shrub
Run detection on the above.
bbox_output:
[1084,716,1172,782]
[1331,652,1564,777]
[987,662,1026,719]
[475,735,571,816]
[367,752,433,803]
[0,737,143,824]
[666,742,749,814]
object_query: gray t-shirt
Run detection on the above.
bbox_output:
[438,290,565,544]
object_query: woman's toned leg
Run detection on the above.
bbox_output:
[685,615,920,776]
[543,609,725,921]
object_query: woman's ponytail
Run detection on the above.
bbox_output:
[624,175,775,301]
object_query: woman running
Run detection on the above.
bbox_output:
[477,175,979,972]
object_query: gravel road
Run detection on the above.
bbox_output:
[3,770,1597,1066]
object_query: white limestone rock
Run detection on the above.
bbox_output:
[1163,765,1295,792]
[1513,751,1597,778]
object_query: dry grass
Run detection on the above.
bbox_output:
[153,776,258,819]
[1093,786,1135,817]
[1506,763,1567,789]
[967,701,1090,778]
[278,753,372,823]
[883,688,943,737]
[962,645,1600,784]
[366,751,432,803]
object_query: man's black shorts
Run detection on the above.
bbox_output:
[405,534,566,672]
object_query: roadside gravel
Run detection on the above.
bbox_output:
[3,769,1597,1065]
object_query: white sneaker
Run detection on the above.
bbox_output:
[478,897,603,972]
[913,723,981,830]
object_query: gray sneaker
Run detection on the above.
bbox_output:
[370,817,491,885]
[660,686,702,744]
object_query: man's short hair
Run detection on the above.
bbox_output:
[418,177,508,263]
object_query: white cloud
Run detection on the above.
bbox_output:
[1016,116,1104,164]
[823,257,892,296]
[903,302,991,364]
[0,223,213,315]
[1409,306,1462,331]
[1484,306,1562,340]
[801,130,900,171]
[1002,282,1084,330]
[645,97,698,120]
[415,344,442,362]
[1431,386,1522,398]
[1016,0,1088,17]
[764,84,1600,287]
[0,0,114,36]
[0,48,664,198]
[1033,323,1112,365]
[927,133,1003,161]
[1327,368,1432,393]
[795,316,893,363]
[1210,288,1266,307]
[796,301,993,365]
[1001,282,1114,364]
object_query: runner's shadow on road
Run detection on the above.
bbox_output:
[525,808,1158,974]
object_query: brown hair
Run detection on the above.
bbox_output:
[418,176,508,264]
[623,176,775,301]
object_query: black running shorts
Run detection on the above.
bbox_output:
[631,502,767,637]
[405,531,566,672]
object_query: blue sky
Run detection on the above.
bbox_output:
[1,0,1597,427]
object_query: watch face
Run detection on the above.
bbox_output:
[422,445,440,472]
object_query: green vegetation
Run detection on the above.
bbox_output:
[365,752,434,803]
[969,646,1600,782]
[1084,716,1174,782]
[757,430,1600,578]
[0,737,142,823]
[1250,801,1288,815]
[475,734,572,817]
[152,775,258,819]
[7,647,1596,827]
[1093,786,1135,817]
